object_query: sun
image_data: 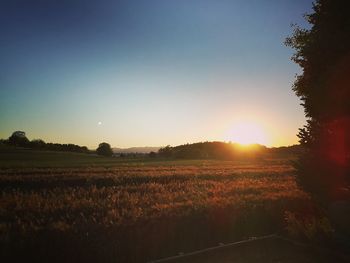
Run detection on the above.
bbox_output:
[226,120,270,146]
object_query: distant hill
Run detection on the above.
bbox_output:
[158,142,266,159]
[112,147,161,154]
[157,142,303,160]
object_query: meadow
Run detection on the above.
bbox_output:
[0,148,331,262]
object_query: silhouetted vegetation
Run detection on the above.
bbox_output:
[286,0,350,244]
[286,0,350,206]
[8,131,29,147]
[2,131,90,154]
[158,142,266,159]
[149,151,157,158]
[157,141,301,160]
[96,142,113,157]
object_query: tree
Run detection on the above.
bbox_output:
[158,145,173,157]
[96,142,113,157]
[8,131,29,147]
[29,139,46,149]
[149,151,157,158]
[286,0,350,204]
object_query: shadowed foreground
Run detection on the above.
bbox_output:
[151,235,348,263]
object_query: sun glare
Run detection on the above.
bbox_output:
[226,120,270,146]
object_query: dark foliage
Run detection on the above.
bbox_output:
[96,142,113,157]
[29,139,46,149]
[158,142,268,160]
[8,131,29,147]
[3,131,90,154]
[286,0,350,204]
[148,151,157,158]
[43,142,89,153]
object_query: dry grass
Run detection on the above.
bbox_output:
[0,159,312,262]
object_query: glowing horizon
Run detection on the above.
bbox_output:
[225,121,270,146]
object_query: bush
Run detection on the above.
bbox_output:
[96,142,113,157]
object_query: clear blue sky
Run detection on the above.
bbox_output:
[0,0,313,148]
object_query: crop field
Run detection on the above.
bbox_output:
[0,151,320,263]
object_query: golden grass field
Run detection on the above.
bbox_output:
[1,155,326,262]
[1,161,307,231]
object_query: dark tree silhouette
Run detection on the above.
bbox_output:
[286,0,350,205]
[158,145,173,157]
[96,142,113,157]
[8,131,29,147]
[149,151,157,158]
[158,142,267,160]
[29,139,46,149]
[3,131,90,153]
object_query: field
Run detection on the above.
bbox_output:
[0,148,332,262]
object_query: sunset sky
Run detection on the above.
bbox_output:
[0,0,313,149]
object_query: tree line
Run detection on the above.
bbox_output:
[0,131,114,157]
[157,141,302,160]
[0,131,90,153]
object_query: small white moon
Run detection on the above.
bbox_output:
[98,121,102,125]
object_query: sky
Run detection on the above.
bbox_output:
[0,0,314,149]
